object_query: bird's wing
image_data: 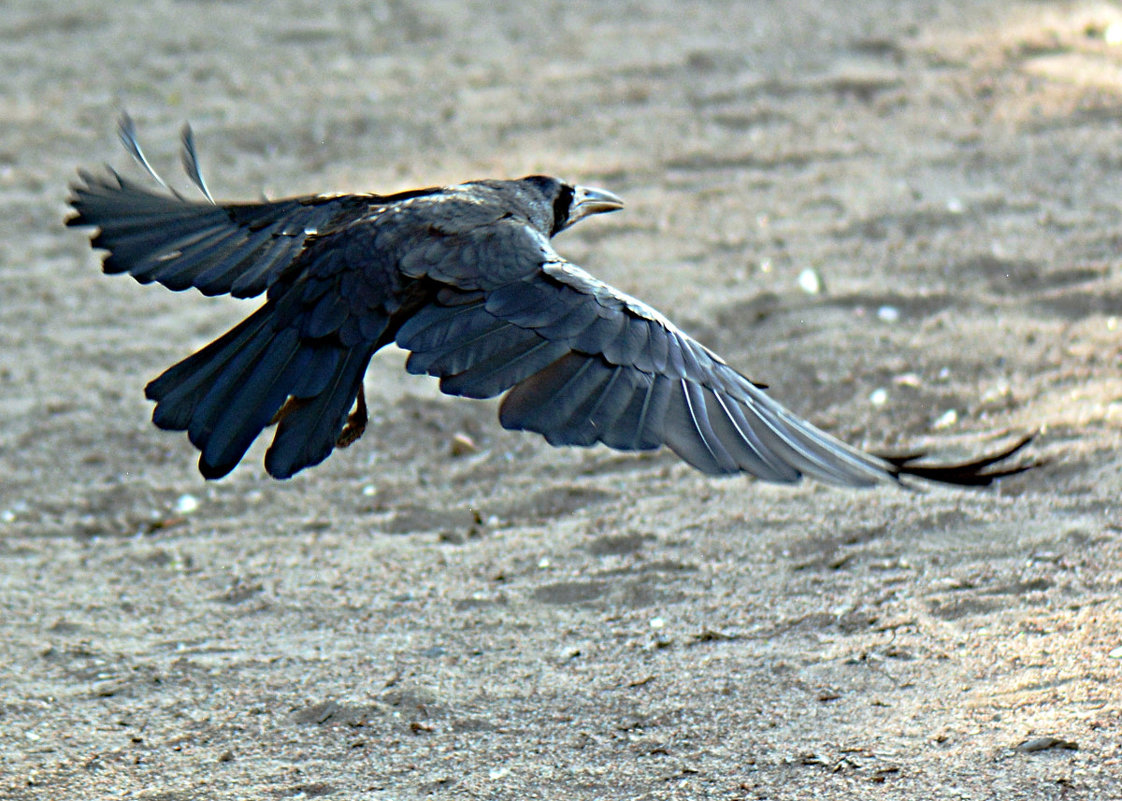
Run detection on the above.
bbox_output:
[66,168,376,298]
[396,242,895,486]
[396,239,1031,487]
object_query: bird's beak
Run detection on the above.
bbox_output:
[567,185,624,228]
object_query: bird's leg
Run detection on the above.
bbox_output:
[269,396,310,426]
[336,385,368,448]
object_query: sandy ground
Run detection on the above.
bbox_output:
[2,1,1122,798]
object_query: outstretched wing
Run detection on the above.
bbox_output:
[397,248,1029,487]
[66,115,438,299]
[66,168,375,298]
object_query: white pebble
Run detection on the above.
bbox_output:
[797,268,823,295]
[1108,646,1122,659]
[932,409,958,429]
[649,617,665,630]
[869,388,888,406]
[876,305,899,322]
[173,494,200,515]
[946,197,965,214]
[1106,20,1122,46]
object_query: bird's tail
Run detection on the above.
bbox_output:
[146,299,373,479]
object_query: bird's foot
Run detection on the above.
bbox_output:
[270,396,309,426]
[336,386,368,449]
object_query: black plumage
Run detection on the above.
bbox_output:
[66,117,1033,486]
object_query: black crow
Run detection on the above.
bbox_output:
[66,116,1032,485]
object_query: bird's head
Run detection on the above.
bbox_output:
[508,175,624,237]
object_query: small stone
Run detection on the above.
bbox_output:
[932,409,958,429]
[93,679,127,697]
[876,305,899,322]
[869,388,888,406]
[173,494,199,515]
[797,267,823,295]
[449,432,478,456]
[1106,20,1122,46]
[1014,736,1078,753]
[1108,646,1122,659]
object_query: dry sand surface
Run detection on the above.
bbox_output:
[3,1,1122,798]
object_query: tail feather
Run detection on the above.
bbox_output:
[192,327,304,478]
[145,299,375,479]
[146,314,269,431]
[186,324,294,445]
[265,347,375,479]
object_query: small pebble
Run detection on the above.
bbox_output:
[1108,646,1122,659]
[946,197,965,214]
[797,267,823,295]
[1014,736,1078,753]
[449,432,478,456]
[1106,20,1122,46]
[876,305,899,322]
[932,409,958,429]
[173,494,199,515]
[649,616,666,630]
[869,388,888,406]
[980,380,1011,404]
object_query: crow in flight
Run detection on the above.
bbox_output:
[67,116,1032,486]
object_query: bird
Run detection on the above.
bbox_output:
[66,115,1033,486]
